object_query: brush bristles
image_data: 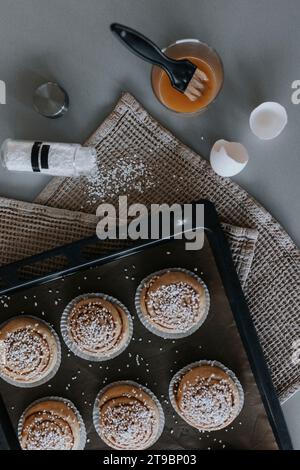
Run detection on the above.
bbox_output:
[184,68,209,101]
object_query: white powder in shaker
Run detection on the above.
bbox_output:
[0,139,97,177]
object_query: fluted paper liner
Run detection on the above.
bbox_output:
[18,396,87,450]
[135,268,210,339]
[0,315,61,388]
[93,380,165,450]
[60,293,133,362]
[169,360,244,432]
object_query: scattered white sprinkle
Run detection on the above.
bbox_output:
[85,152,154,202]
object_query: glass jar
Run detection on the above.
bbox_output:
[151,39,224,115]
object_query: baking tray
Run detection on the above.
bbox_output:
[0,201,292,450]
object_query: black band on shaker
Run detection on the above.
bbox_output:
[40,144,50,170]
[31,141,42,172]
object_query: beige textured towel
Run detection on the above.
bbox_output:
[34,93,300,402]
[0,196,256,286]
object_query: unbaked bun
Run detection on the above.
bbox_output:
[0,316,60,386]
[136,269,209,338]
[170,362,244,431]
[19,398,86,450]
[61,295,132,361]
[94,382,164,449]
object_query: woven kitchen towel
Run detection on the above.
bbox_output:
[35,92,299,402]
[221,223,258,287]
[0,197,96,276]
[0,196,256,285]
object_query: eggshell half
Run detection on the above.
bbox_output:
[249,102,288,140]
[210,140,249,177]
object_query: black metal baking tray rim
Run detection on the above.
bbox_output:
[0,200,293,450]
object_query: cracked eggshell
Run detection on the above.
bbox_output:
[250,102,288,140]
[210,140,249,177]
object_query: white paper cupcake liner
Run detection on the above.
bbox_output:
[0,315,61,388]
[93,380,165,450]
[60,293,133,362]
[135,268,210,339]
[169,360,244,432]
[18,396,87,450]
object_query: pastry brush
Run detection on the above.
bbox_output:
[110,23,208,101]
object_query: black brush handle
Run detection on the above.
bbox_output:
[110,23,191,91]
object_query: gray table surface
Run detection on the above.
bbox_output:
[0,0,299,449]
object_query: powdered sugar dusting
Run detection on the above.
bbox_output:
[101,399,155,449]
[146,281,203,331]
[68,300,124,355]
[22,410,74,450]
[179,376,236,428]
[0,327,51,380]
